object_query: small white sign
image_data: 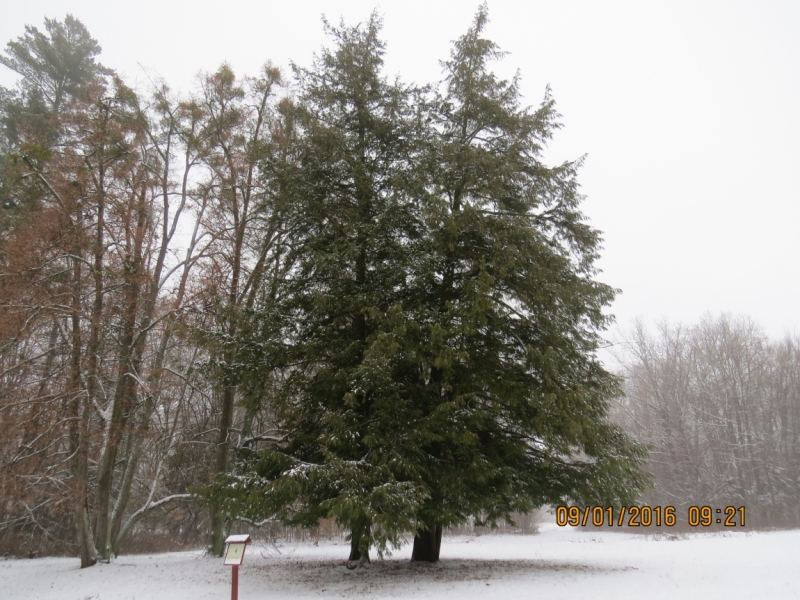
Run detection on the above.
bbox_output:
[224,542,246,565]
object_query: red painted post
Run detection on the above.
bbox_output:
[231,564,239,600]
[224,534,249,600]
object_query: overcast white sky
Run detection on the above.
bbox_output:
[2,0,799,342]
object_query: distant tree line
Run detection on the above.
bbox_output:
[613,315,800,528]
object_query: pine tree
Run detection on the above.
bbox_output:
[1,15,110,218]
[0,14,108,114]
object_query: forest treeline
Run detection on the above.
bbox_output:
[0,12,797,567]
[614,315,800,528]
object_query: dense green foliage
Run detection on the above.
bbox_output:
[214,6,649,561]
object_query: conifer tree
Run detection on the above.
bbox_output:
[402,4,648,561]
[217,6,648,565]
[0,14,108,114]
[220,12,429,567]
[1,15,110,217]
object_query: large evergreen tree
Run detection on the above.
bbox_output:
[402,5,648,561]
[219,12,429,567]
[216,6,648,565]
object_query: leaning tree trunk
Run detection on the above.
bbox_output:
[411,523,442,563]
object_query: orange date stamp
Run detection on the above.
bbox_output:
[555,505,746,527]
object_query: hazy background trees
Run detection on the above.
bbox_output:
[613,315,800,527]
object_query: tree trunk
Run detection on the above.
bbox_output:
[108,428,144,555]
[67,198,98,568]
[411,523,442,563]
[210,383,235,556]
[347,524,371,569]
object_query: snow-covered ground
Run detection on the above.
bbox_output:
[2,524,798,599]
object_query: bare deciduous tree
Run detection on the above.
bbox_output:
[614,315,800,527]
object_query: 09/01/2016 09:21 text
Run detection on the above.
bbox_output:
[555,505,746,527]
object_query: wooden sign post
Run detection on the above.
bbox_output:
[224,534,251,600]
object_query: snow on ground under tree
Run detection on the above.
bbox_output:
[2,524,797,599]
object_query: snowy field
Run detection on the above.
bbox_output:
[2,524,798,600]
